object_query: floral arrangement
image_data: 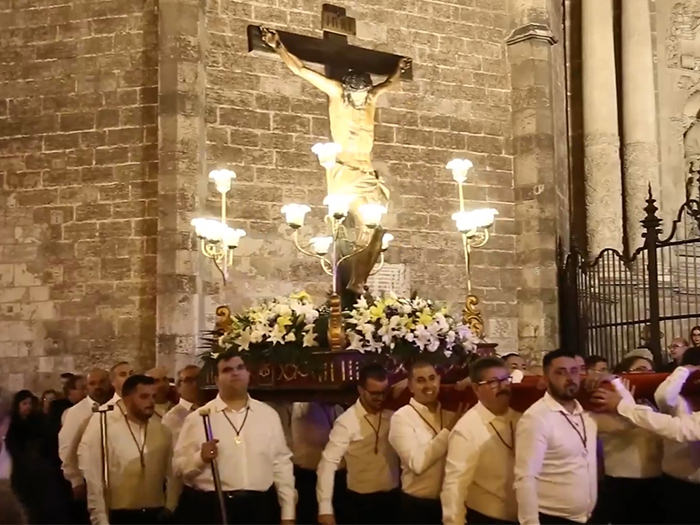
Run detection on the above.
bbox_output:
[205,291,325,367]
[199,291,478,374]
[345,293,478,363]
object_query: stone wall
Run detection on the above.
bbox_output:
[204,0,519,356]
[0,0,569,389]
[0,0,158,391]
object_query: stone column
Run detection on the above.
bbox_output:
[506,0,565,360]
[622,0,660,252]
[582,0,623,255]
[157,0,208,373]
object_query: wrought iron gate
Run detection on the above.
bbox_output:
[561,190,700,366]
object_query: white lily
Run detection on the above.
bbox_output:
[235,329,252,351]
[302,329,318,347]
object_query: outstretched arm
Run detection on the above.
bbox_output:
[370,57,411,98]
[261,27,342,98]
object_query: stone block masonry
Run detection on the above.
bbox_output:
[0,0,158,390]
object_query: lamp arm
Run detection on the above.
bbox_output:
[368,253,385,276]
[320,258,334,276]
[469,229,490,248]
[336,242,371,266]
[292,230,333,268]
[212,256,228,284]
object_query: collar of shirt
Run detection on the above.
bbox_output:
[212,394,252,413]
[408,397,442,426]
[179,398,194,412]
[353,399,369,418]
[542,391,584,415]
[408,397,441,414]
[108,392,121,406]
[473,402,517,426]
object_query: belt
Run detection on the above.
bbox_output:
[223,489,268,499]
[111,507,161,513]
[185,485,271,498]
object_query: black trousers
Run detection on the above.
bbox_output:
[70,497,91,524]
[293,466,348,525]
[109,507,164,524]
[345,488,400,524]
[662,474,700,524]
[595,475,662,524]
[175,485,279,524]
[466,507,516,525]
[539,513,581,525]
[399,492,441,524]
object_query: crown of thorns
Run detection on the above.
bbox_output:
[341,70,372,91]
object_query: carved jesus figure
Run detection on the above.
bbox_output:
[261,27,411,304]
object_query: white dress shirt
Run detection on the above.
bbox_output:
[153,402,173,421]
[441,402,521,525]
[617,398,700,442]
[291,402,343,470]
[514,392,597,525]
[316,400,399,516]
[161,398,194,446]
[78,408,177,525]
[595,412,663,479]
[653,366,700,482]
[58,395,116,488]
[389,398,451,500]
[173,394,296,521]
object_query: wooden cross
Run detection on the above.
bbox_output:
[247,3,412,81]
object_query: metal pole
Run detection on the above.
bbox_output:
[199,409,227,525]
[92,403,114,511]
[642,186,663,366]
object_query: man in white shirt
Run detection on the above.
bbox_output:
[162,365,200,444]
[514,349,597,525]
[593,361,700,523]
[58,368,113,521]
[317,363,400,525]
[78,374,178,524]
[389,359,458,524]
[146,366,174,420]
[173,352,295,524]
[592,368,663,524]
[442,356,520,525]
[109,361,134,405]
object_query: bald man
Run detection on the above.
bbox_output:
[110,361,134,404]
[59,368,114,521]
[146,366,173,420]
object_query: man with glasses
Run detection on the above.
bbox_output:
[663,337,689,372]
[316,363,399,525]
[514,349,598,525]
[162,365,200,444]
[441,357,520,525]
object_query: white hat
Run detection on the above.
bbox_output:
[623,348,654,362]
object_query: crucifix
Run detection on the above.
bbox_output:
[247,4,413,308]
[246,4,412,81]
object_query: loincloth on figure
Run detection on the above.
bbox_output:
[328,161,390,204]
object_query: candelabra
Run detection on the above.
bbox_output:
[281,143,393,351]
[191,169,246,284]
[446,158,498,339]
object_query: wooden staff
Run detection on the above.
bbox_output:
[199,408,228,525]
[91,403,115,510]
